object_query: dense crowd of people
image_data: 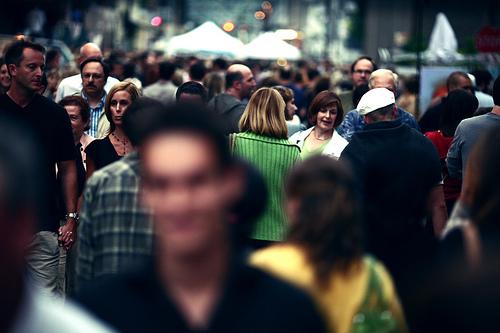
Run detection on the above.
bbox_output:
[1,36,500,332]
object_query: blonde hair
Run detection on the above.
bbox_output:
[239,87,288,139]
[105,81,141,133]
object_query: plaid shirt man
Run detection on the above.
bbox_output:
[76,151,153,290]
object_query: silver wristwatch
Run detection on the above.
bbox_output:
[65,212,79,222]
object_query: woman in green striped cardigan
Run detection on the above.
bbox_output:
[232,87,301,249]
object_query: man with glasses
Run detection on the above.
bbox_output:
[79,58,110,138]
[55,43,119,102]
[338,56,377,114]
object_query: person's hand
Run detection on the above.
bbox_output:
[58,220,77,251]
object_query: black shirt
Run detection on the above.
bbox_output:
[0,93,75,231]
[85,135,121,171]
[77,259,327,333]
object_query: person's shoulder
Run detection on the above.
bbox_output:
[14,288,118,333]
[237,262,326,331]
[90,155,136,182]
[398,107,416,120]
[59,73,81,85]
[289,127,311,142]
[458,113,493,129]
[342,109,361,122]
[107,76,120,85]
[76,265,154,329]
[34,94,69,118]
[333,130,348,145]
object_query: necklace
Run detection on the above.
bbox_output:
[314,129,332,141]
[111,132,129,155]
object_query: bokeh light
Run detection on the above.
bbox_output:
[151,16,162,26]
[222,22,235,32]
[262,1,272,10]
[277,58,287,66]
[255,11,266,20]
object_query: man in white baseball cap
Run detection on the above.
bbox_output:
[340,87,448,236]
[356,87,396,119]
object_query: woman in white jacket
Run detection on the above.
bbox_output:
[289,90,348,160]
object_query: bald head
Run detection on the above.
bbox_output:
[78,43,103,65]
[225,64,256,100]
[447,72,473,93]
[369,69,399,97]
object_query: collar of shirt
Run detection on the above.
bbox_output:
[81,90,107,111]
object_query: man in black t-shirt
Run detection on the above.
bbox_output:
[0,39,77,300]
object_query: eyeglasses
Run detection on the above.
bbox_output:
[82,73,104,80]
[353,70,372,75]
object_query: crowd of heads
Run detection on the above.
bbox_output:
[3,35,500,332]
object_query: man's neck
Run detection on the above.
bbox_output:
[491,105,500,115]
[225,88,241,101]
[6,86,36,108]
[84,91,105,108]
[156,242,231,330]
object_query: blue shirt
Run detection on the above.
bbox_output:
[339,106,421,142]
[82,90,107,138]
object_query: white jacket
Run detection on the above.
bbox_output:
[289,126,348,160]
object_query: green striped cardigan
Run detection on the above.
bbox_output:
[233,131,301,241]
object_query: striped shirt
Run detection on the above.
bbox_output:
[81,90,107,138]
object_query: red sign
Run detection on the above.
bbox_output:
[475,26,500,53]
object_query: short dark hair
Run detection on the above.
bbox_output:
[46,49,60,63]
[5,39,46,70]
[350,55,377,74]
[122,97,165,146]
[352,83,369,106]
[470,69,492,89]
[159,61,176,81]
[279,66,293,80]
[213,58,228,71]
[80,58,110,79]
[493,74,500,106]
[225,70,243,90]
[308,90,344,127]
[142,103,231,168]
[307,69,320,81]
[446,71,470,92]
[440,89,478,137]
[189,62,207,81]
[365,104,395,122]
[59,95,91,130]
[175,81,208,104]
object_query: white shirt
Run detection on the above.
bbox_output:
[55,74,120,102]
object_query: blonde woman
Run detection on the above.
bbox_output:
[85,82,141,179]
[232,87,301,248]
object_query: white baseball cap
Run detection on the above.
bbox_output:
[357,88,395,115]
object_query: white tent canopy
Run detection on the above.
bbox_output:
[167,21,243,57]
[239,32,301,60]
[423,12,463,62]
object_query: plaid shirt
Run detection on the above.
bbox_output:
[76,151,153,290]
